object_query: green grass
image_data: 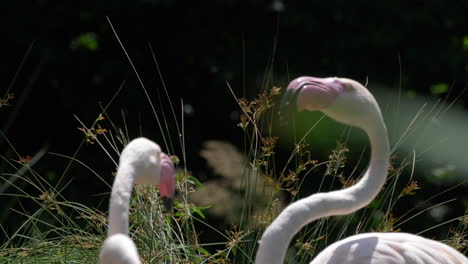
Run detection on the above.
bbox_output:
[1,84,467,263]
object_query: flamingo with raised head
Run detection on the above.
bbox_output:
[255,77,468,263]
[99,137,176,264]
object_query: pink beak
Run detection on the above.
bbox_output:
[280,76,345,124]
[158,153,176,211]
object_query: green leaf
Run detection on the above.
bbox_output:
[191,205,210,219]
[463,35,468,51]
[77,33,98,51]
[197,247,211,256]
[187,176,204,188]
[430,83,448,95]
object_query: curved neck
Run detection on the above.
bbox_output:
[255,120,389,264]
[108,163,138,236]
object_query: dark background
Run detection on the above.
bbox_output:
[1,0,467,248]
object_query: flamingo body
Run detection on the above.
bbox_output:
[311,232,466,264]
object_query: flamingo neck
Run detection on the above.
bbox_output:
[108,163,138,236]
[255,120,389,264]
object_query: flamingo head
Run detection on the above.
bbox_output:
[280,76,382,130]
[158,152,176,211]
[123,137,176,211]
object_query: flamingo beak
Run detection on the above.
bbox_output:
[279,77,345,125]
[159,153,176,212]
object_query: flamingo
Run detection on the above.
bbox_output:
[99,137,176,264]
[255,77,468,263]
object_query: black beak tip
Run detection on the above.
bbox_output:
[161,196,174,212]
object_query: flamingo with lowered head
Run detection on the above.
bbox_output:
[99,137,176,264]
[255,77,468,263]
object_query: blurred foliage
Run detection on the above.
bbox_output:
[430,83,449,95]
[72,32,99,51]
